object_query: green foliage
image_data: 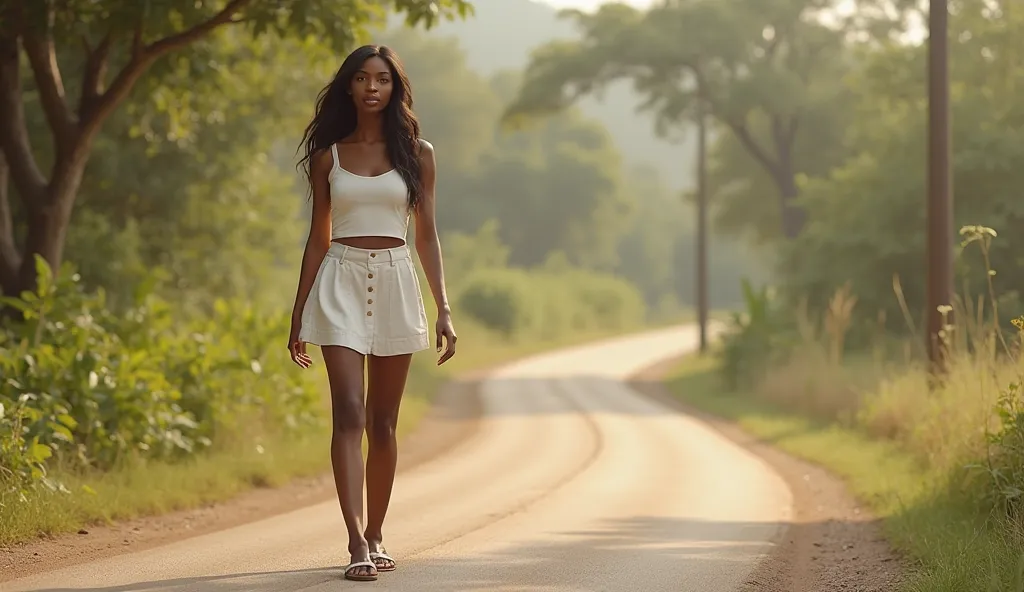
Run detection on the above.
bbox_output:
[503,0,853,240]
[457,264,645,340]
[777,8,1024,328]
[717,279,796,389]
[457,269,534,337]
[381,26,635,272]
[17,1,474,56]
[0,259,320,494]
[717,220,1024,588]
[965,316,1024,523]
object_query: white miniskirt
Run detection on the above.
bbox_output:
[299,243,430,357]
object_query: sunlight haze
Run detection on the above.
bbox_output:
[538,0,655,10]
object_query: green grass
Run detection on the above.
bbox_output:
[0,431,330,545]
[664,354,1024,592]
[0,319,658,547]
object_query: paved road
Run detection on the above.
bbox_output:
[4,325,792,592]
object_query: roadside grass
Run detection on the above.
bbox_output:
[664,352,1024,592]
[0,318,675,547]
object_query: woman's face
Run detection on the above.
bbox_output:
[350,56,393,114]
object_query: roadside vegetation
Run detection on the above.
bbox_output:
[669,227,1024,591]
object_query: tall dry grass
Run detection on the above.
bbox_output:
[747,225,1023,491]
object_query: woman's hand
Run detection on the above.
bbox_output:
[288,319,312,369]
[435,310,457,366]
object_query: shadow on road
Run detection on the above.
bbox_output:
[24,515,889,591]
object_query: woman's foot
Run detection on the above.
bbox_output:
[343,560,378,582]
[345,542,378,581]
[369,547,396,572]
[367,536,396,572]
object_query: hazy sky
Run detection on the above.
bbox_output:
[538,0,655,10]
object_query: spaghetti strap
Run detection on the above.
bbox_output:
[329,143,339,170]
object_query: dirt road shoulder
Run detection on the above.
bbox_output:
[628,356,906,592]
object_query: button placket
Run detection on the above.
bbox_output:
[365,256,376,318]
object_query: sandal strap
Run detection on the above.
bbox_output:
[346,560,377,572]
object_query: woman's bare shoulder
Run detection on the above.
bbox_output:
[311,145,334,174]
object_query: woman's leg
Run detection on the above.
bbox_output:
[364,352,414,567]
[321,346,375,579]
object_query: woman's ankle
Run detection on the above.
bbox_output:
[348,537,370,557]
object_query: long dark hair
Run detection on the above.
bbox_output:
[297,45,423,208]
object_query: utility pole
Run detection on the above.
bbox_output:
[696,93,709,354]
[926,0,953,375]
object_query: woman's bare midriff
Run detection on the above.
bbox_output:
[332,236,406,249]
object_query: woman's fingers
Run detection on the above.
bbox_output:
[290,341,313,368]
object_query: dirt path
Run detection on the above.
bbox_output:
[628,357,907,592]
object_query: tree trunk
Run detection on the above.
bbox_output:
[12,141,90,296]
[0,151,19,296]
[695,100,709,354]
[777,171,806,240]
[771,115,806,240]
[722,115,807,240]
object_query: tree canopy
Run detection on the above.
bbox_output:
[0,0,472,297]
[778,1,1024,327]
[504,0,855,240]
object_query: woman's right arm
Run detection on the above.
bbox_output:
[288,148,333,367]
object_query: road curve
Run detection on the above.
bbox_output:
[3,324,792,592]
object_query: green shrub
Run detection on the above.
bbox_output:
[560,269,647,332]
[457,268,538,337]
[0,257,320,494]
[966,316,1024,522]
[456,266,645,339]
[717,279,797,389]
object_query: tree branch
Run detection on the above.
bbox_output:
[0,29,47,206]
[78,32,112,121]
[21,9,78,150]
[722,115,783,179]
[146,0,254,55]
[82,0,254,137]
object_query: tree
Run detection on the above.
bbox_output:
[372,29,635,269]
[0,0,472,297]
[503,0,850,240]
[62,29,345,312]
[778,2,1024,331]
[470,110,633,270]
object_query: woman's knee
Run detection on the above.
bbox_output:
[331,389,366,433]
[367,414,398,445]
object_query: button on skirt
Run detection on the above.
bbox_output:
[298,243,430,357]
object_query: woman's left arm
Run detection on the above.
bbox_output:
[414,139,457,365]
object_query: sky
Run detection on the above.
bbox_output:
[537,0,656,11]
[536,0,926,41]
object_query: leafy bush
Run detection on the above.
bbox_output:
[717,279,798,389]
[967,316,1024,522]
[0,258,320,494]
[457,268,537,337]
[456,265,645,339]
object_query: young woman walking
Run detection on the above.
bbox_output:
[288,44,457,582]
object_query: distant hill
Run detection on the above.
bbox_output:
[393,0,697,192]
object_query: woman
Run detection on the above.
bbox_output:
[288,44,457,582]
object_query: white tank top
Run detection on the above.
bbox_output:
[328,143,412,242]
